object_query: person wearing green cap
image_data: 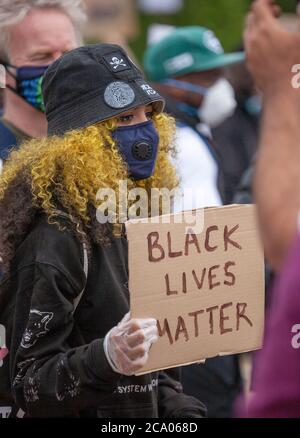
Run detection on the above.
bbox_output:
[144,25,244,87]
[144,25,244,418]
[144,25,245,211]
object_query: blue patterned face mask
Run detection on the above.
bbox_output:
[112,120,159,180]
[5,64,49,112]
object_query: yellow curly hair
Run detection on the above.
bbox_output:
[0,113,179,231]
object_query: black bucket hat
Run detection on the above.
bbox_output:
[42,43,165,136]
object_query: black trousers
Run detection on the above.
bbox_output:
[181,355,243,418]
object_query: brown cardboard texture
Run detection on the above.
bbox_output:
[125,204,265,374]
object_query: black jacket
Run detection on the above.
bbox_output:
[212,105,259,205]
[7,213,205,418]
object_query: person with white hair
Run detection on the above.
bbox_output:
[0,0,86,165]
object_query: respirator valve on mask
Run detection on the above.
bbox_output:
[132,141,154,161]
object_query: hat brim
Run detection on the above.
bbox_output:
[192,52,245,72]
[47,85,165,136]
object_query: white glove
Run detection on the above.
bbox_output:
[103,312,158,376]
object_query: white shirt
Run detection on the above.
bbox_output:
[173,124,222,213]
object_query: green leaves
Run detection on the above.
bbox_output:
[131,0,295,64]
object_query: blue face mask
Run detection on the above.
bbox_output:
[5,64,49,112]
[112,120,159,180]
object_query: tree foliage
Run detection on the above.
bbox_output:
[130,0,296,61]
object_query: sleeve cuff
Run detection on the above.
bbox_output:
[87,338,121,384]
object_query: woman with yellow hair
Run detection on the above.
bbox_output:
[0,44,205,418]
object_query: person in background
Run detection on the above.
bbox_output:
[144,26,244,211]
[213,51,261,204]
[238,0,300,417]
[144,26,244,418]
[0,90,15,173]
[0,90,4,111]
[0,0,85,166]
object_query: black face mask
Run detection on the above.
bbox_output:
[4,64,49,112]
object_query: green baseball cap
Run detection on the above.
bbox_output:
[144,26,245,81]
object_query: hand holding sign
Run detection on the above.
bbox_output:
[104,312,158,375]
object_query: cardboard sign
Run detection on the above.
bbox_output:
[126,205,265,374]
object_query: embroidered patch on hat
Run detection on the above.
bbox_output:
[103,52,131,73]
[104,81,135,108]
[139,82,158,96]
[203,30,224,54]
[164,52,194,75]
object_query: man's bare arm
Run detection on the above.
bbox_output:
[255,91,300,270]
[245,0,300,270]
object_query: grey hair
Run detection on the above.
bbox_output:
[0,0,87,62]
